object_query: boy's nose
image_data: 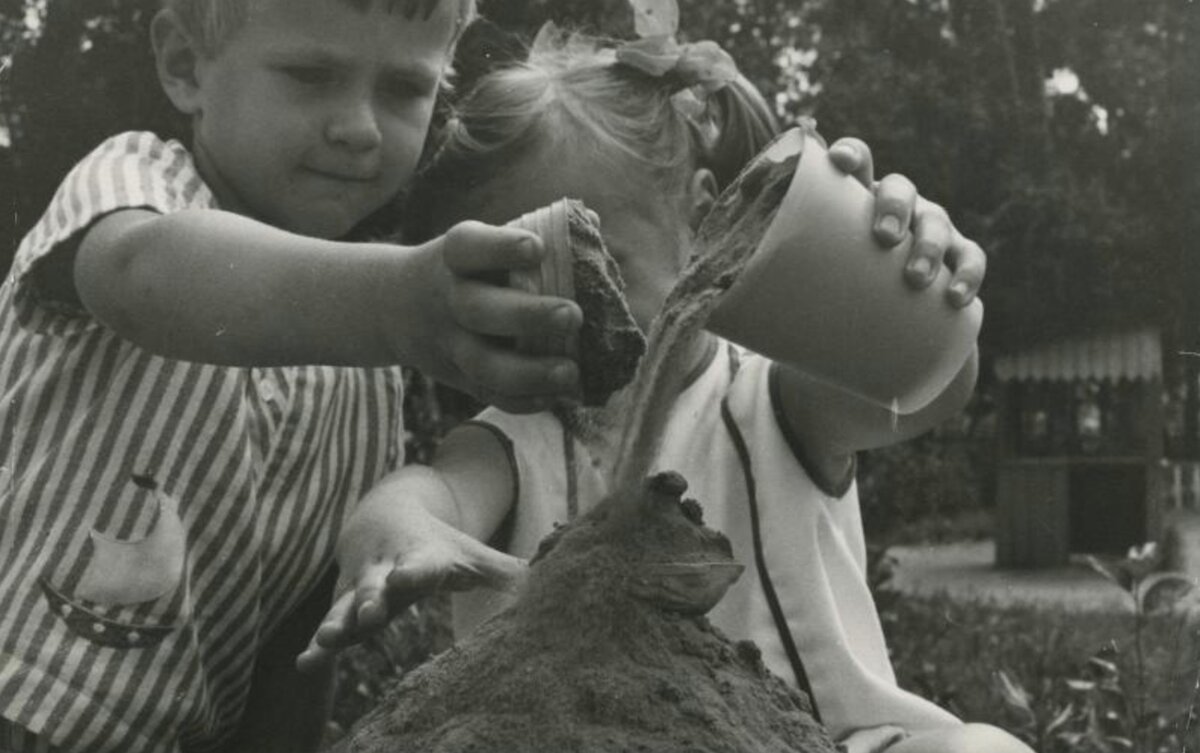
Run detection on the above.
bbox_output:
[326,102,383,152]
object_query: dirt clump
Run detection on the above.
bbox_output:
[508,199,646,407]
[332,473,835,753]
[568,203,647,406]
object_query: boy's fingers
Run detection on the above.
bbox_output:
[872,173,918,248]
[441,221,544,275]
[827,137,875,187]
[449,279,582,340]
[448,335,580,405]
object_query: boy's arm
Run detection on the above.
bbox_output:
[297,424,524,671]
[71,208,580,411]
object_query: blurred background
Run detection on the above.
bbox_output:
[1,1,1197,750]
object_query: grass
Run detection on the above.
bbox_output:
[878,587,1200,752]
[328,595,454,743]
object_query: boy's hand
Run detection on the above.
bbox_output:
[295,496,526,673]
[827,138,986,309]
[399,222,583,413]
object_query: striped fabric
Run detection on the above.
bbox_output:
[0,132,405,752]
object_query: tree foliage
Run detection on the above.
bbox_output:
[0,0,1194,355]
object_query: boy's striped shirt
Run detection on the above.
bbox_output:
[0,132,405,752]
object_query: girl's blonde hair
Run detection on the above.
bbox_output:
[411,32,779,237]
[161,0,476,56]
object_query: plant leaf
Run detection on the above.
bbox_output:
[1139,572,1196,614]
[995,670,1034,716]
[1087,555,1134,592]
[1045,703,1076,735]
[1087,656,1119,678]
[1057,731,1084,746]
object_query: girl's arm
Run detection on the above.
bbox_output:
[772,348,978,491]
[69,208,580,412]
[296,424,524,671]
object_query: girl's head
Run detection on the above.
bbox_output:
[414,32,780,328]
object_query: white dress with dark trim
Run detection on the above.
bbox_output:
[463,341,960,748]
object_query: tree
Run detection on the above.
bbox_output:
[0,0,1192,364]
[0,0,178,273]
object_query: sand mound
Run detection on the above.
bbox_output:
[332,474,835,753]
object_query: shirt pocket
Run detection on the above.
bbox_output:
[40,477,189,649]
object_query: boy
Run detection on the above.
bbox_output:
[0,1,582,751]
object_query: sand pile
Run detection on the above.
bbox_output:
[331,473,835,753]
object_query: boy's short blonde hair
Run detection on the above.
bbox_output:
[162,0,476,56]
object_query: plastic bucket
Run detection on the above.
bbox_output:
[705,129,983,414]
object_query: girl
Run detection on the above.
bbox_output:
[304,29,1029,753]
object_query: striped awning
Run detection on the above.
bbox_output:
[995,328,1162,383]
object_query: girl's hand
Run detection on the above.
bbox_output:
[295,469,527,673]
[826,138,986,309]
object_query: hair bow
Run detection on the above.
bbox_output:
[614,0,738,120]
[616,37,738,93]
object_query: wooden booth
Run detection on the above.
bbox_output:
[992,328,1167,568]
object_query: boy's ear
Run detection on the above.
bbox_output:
[687,168,719,231]
[151,10,205,116]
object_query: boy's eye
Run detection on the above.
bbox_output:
[282,66,335,86]
[381,76,432,103]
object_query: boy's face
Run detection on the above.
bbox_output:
[186,0,456,238]
[447,144,694,331]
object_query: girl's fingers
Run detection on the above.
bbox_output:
[906,198,953,289]
[385,552,450,605]
[470,546,530,588]
[944,235,987,307]
[295,589,357,672]
[350,561,395,635]
[827,137,875,188]
[314,589,358,648]
[872,173,919,248]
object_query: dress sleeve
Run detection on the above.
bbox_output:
[9,131,213,330]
